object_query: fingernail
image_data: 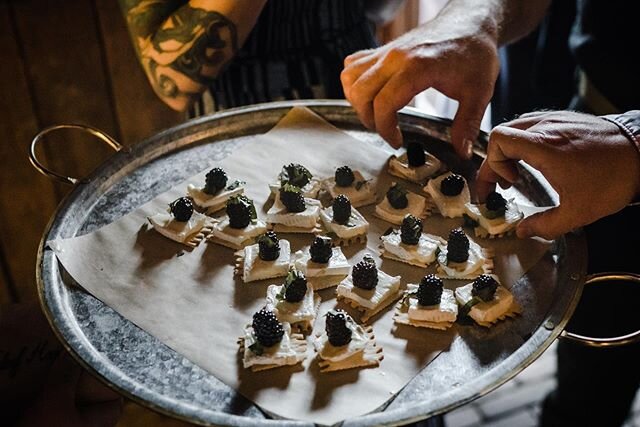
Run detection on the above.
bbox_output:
[463,139,474,159]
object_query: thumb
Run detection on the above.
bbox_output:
[516,206,573,240]
[451,97,489,160]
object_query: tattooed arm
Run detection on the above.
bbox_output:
[119,0,267,111]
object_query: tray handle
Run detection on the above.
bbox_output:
[560,272,640,348]
[29,124,124,185]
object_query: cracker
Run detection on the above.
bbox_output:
[473,300,522,328]
[233,248,289,283]
[317,326,383,373]
[332,233,367,247]
[292,294,322,333]
[208,235,252,250]
[473,226,518,239]
[183,217,216,248]
[267,221,323,234]
[308,274,348,291]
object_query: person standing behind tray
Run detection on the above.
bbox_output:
[341,0,640,426]
[118,0,410,116]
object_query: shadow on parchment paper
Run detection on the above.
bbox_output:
[308,355,362,410]
[133,223,187,271]
[236,353,303,399]
[391,324,455,366]
[196,239,237,284]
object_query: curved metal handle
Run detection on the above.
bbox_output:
[29,124,124,185]
[560,272,640,348]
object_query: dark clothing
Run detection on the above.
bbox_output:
[493,2,640,426]
[191,0,377,116]
[570,0,640,112]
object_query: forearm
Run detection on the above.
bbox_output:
[602,110,640,200]
[434,0,551,46]
[119,0,267,111]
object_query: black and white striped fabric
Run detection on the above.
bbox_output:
[190,0,377,116]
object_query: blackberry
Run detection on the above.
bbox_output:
[226,195,256,229]
[204,167,227,194]
[447,228,470,263]
[386,183,408,209]
[281,163,312,188]
[252,308,284,347]
[332,194,352,225]
[169,197,193,222]
[257,232,280,261]
[472,274,498,302]
[335,166,355,187]
[400,214,423,245]
[352,254,378,290]
[407,142,426,167]
[283,269,308,303]
[440,174,465,196]
[485,191,507,217]
[417,274,444,306]
[310,236,333,264]
[325,309,352,346]
[280,184,306,213]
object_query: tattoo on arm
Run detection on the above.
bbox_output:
[119,0,239,106]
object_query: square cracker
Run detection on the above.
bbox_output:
[317,325,383,373]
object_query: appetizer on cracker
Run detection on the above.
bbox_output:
[436,228,493,279]
[313,309,383,372]
[319,194,369,245]
[269,163,321,199]
[265,268,321,332]
[186,167,245,213]
[375,183,429,225]
[464,191,524,238]
[424,172,470,218]
[236,231,291,283]
[388,142,442,184]
[394,274,458,330]
[324,166,376,207]
[455,274,521,327]
[210,195,267,249]
[380,214,444,267]
[336,254,402,322]
[267,184,322,233]
[293,236,350,290]
[147,196,214,247]
[240,308,307,372]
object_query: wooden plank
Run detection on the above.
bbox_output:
[11,0,122,184]
[0,3,59,303]
[95,0,182,146]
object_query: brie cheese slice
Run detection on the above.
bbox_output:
[148,211,209,243]
[211,217,267,248]
[388,152,441,183]
[464,200,524,236]
[324,170,376,207]
[267,194,321,229]
[319,206,369,238]
[243,240,291,282]
[269,178,322,199]
[375,192,426,225]
[455,281,515,324]
[336,270,401,310]
[406,285,458,323]
[380,231,441,266]
[243,322,305,368]
[294,248,351,278]
[437,238,487,278]
[186,183,244,210]
[314,320,369,362]
[266,284,319,326]
[424,172,471,218]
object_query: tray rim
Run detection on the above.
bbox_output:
[36,99,586,427]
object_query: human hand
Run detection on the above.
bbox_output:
[16,352,122,427]
[341,10,499,158]
[477,111,640,239]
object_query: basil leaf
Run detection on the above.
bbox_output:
[226,180,245,191]
[249,341,264,356]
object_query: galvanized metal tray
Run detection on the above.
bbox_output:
[35,100,586,426]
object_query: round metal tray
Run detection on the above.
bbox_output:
[36,100,586,426]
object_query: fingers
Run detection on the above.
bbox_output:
[450,95,491,159]
[344,49,374,67]
[516,206,574,240]
[372,70,421,148]
[487,125,549,174]
[346,64,394,130]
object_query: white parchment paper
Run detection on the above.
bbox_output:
[49,107,549,425]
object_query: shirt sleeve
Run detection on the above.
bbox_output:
[601,110,640,204]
